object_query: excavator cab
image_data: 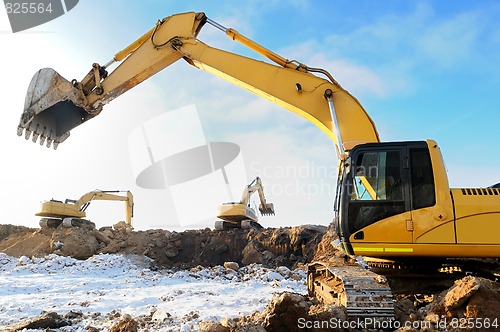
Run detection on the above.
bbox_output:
[335,140,448,258]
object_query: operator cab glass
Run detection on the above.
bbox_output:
[348,149,405,235]
[335,141,436,254]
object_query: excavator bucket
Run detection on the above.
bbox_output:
[17,68,94,149]
[259,203,275,216]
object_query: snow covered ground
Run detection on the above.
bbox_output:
[0,253,307,331]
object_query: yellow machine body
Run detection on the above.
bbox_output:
[217,203,258,223]
[36,200,86,219]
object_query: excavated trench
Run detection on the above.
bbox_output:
[0,223,326,269]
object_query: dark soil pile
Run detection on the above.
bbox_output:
[0,223,326,269]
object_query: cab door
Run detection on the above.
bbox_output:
[345,145,413,244]
[408,144,455,244]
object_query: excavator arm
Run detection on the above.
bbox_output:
[74,190,134,226]
[18,11,379,154]
[240,177,274,216]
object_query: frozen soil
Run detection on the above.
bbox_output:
[1,223,499,331]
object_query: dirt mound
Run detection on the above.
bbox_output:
[0,223,326,269]
[0,224,32,241]
[199,292,346,332]
[2,223,500,331]
[0,225,52,257]
[396,276,500,331]
[312,223,349,265]
[203,277,500,332]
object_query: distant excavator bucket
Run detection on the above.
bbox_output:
[17,68,95,149]
[259,203,275,216]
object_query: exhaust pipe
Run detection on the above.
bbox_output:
[17,68,96,149]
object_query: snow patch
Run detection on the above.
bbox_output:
[0,253,306,330]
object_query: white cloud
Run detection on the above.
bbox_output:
[317,3,487,97]
[415,11,480,68]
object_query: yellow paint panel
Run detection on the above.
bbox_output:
[456,213,500,244]
[414,220,455,243]
[350,212,413,243]
[452,188,500,244]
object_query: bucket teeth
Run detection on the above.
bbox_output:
[17,127,57,150]
[259,203,275,216]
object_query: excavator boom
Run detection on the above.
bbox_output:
[17,12,379,153]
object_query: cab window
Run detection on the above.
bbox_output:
[410,148,435,209]
[351,151,403,201]
[347,149,405,234]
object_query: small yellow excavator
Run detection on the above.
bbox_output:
[36,190,134,229]
[215,177,275,230]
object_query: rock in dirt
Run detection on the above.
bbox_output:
[224,261,239,272]
[2,312,70,331]
[50,227,101,259]
[261,292,312,332]
[224,291,346,332]
[109,314,139,332]
[198,320,230,332]
[400,276,500,331]
[427,276,500,319]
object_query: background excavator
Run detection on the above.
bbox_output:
[36,190,134,230]
[215,176,275,230]
[17,11,500,319]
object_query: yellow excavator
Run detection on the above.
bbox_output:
[215,176,275,230]
[36,190,134,229]
[17,12,500,318]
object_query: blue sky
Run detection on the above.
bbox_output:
[1,1,499,230]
